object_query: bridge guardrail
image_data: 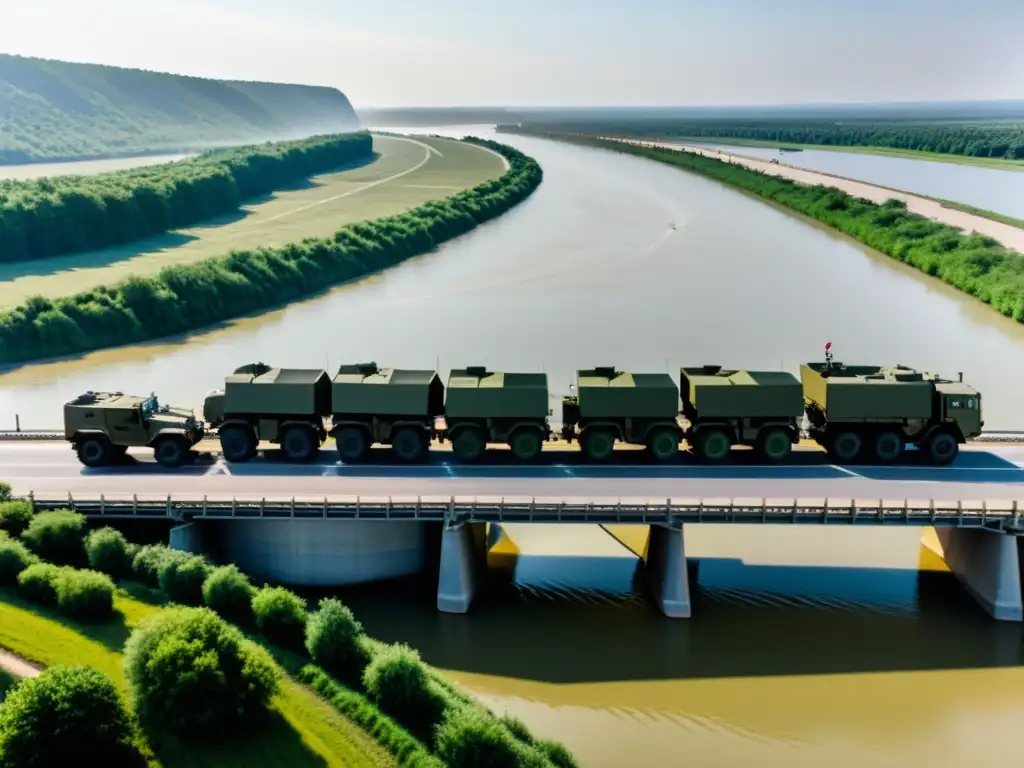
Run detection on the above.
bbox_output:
[23,492,1024,531]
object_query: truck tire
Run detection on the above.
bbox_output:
[282,425,319,463]
[153,436,189,468]
[829,430,863,464]
[923,431,959,466]
[647,428,680,461]
[582,429,615,461]
[75,435,112,468]
[392,428,427,463]
[220,426,257,463]
[510,429,543,462]
[452,428,486,462]
[336,427,368,462]
[872,430,905,464]
[757,428,791,462]
[695,428,731,462]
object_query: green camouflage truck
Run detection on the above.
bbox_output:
[63,391,205,468]
[331,362,444,462]
[679,366,804,462]
[800,360,983,465]
[442,366,551,461]
[202,363,331,463]
[560,367,682,461]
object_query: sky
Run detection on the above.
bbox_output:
[1,0,1023,109]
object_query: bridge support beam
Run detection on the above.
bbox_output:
[935,528,1023,622]
[169,521,205,555]
[643,524,691,618]
[437,522,488,614]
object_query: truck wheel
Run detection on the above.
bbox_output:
[757,428,791,462]
[392,428,427,463]
[220,426,256,463]
[829,431,863,464]
[153,436,189,468]
[75,435,112,468]
[924,431,959,466]
[647,429,680,461]
[872,430,905,464]
[510,429,543,462]
[696,429,731,462]
[282,426,319,462]
[452,428,486,462]
[336,427,368,462]
[582,429,615,461]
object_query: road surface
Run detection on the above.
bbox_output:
[5,442,1024,504]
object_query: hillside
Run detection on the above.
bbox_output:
[0,54,362,164]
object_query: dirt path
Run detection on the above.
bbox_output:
[0,647,42,680]
[608,138,1024,253]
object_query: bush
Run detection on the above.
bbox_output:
[0,536,37,585]
[55,568,116,621]
[131,544,171,587]
[19,509,88,566]
[16,562,65,605]
[305,597,372,688]
[362,643,447,744]
[0,482,11,502]
[252,586,308,651]
[0,665,145,767]
[536,738,579,768]
[202,564,255,623]
[123,606,280,739]
[0,500,32,536]
[85,527,133,578]
[156,550,211,605]
[435,707,548,768]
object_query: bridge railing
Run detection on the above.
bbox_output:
[23,492,1024,531]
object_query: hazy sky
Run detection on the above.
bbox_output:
[2,0,1022,108]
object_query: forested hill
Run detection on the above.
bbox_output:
[0,54,362,164]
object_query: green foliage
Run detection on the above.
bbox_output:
[131,543,171,587]
[122,605,281,740]
[0,131,373,263]
[252,586,308,651]
[361,643,447,744]
[0,138,543,365]
[0,482,11,501]
[201,564,255,624]
[16,562,64,605]
[85,526,133,578]
[434,706,551,768]
[0,501,33,537]
[156,550,212,605]
[0,534,37,585]
[19,509,88,566]
[304,597,372,688]
[54,568,116,621]
[0,666,145,767]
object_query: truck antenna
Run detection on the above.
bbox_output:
[824,341,834,370]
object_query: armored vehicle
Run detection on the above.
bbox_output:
[331,362,444,462]
[679,366,803,462]
[203,363,331,463]
[442,366,551,461]
[800,355,983,465]
[560,367,682,461]
[64,391,205,468]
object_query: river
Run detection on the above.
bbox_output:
[3,126,1024,766]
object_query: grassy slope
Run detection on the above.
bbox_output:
[0,586,393,768]
[0,53,361,164]
[0,135,507,306]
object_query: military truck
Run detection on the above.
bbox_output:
[679,366,804,462]
[64,391,205,468]
[560,367,682,461]
[202,363,331,463]
[442,366,551,461]
[331,362,444,462]
[800,355,983,465]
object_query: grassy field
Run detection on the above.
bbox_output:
[0,134,507,307]
[0,586,393,768]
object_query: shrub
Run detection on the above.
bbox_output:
[362,643,447,743]
[131,544,171,587]
[305,597,372,688]
[19,509,88,566]
[252,586,308,651]
[55,568,116,621]
[0,481,11,502]
[85,527,133,578]
[202,564,255,624]
[435,707,546,768]
[123,606,280,739]
[0,536,37,585]
[0,666,145,767]
[536,738,579,768]
[16,562,65,605]
[156,550,211,605]
[0,500,33,536]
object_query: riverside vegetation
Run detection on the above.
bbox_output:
[0,137,542,366]
[0,497,577,767]
[0,131,374,263]
[505,128,1024,323]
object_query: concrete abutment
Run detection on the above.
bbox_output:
[641,523,692,618]
[436,522,488,614]
[935,528,1024,622]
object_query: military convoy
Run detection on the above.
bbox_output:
[61,347,983,468]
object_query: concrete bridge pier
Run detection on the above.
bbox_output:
[642,523,692,618]
[169,520,206,554]
[437,522,489,614]
[935,528,1023,622]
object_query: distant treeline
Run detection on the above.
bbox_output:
[506,128,1024,322]
[0,138,541,365]
[513,120,1024,160]
[0,132,374,263]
